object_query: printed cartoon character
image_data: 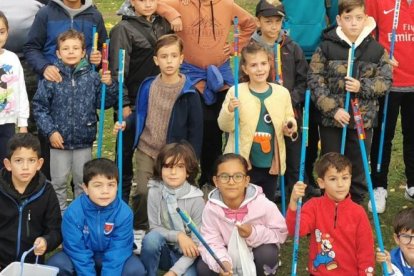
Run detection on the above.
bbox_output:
[0,64,18,113]
[312,229,338,271]
[253,112,272,153]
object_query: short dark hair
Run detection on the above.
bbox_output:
[393,208,414,234]
[7,133,42,159]
[57,29,86,50]
[212,153,249,177]
[0,11,9,30]
[154,34,183,56]
[315,152,352,178]
[83,158,118,186]
[338,0,365,15]
[153,141,199,185]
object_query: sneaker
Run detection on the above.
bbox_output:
[405,186,414,202]
[133,230,146,255]
[368,187,387,213]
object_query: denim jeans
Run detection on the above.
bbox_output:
[47,251,145,276]
[140,231,197,276]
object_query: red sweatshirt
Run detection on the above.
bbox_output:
[286,194,375,275]
[366,0,414,88]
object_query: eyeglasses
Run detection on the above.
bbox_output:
[216,173,246,184]
[398,234,414,245]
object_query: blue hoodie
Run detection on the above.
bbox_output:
[62,194,134,275]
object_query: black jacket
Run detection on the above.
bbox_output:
[109,15,172,107]
[0,169,62,270]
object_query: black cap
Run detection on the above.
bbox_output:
[255,0,285,18]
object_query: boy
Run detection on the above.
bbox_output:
[109,0,177,204]
[376,207,414,275]
[366,0,414,212]
[158,0,256,190]
[23,0,107,180]
[308,0,392,203]
[115,34,203,255]
[252,0,310,198]
[287,152,375,275]
[47,158,145,275]
[32,30,117,213]
[0,133,61,270]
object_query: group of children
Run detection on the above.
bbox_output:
[0,0,413,275]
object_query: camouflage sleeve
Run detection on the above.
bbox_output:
[307,47,340,119]
[358,50,392,100]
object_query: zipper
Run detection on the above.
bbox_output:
[334,203,338,229]
[26,210,31,238]
[97,210,103,250]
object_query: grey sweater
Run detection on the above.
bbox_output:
[147,180,205,275]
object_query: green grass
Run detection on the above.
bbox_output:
[93,0,414,275]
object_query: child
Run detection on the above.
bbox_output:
[0,11,29,169]
[47,158,145,275]
[0,133,61,271]
[197,153,287,275]
[32,30,117,213]
[287,152,375,275]
[218,41,297,201]
[308,0,392,204]
[159,0,256,189]
[23,0,108,180]
[376,207,414,275]
[251,0,311,197]
[366,0,414,211]
[109,0,176,203]
[140,142,205,276]
[115,34,202,254]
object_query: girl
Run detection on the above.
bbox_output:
[0,11,29,169]
[218,41,296,201]
[197,153,288,276]
[140,142,205,276]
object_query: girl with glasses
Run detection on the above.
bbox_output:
[196,153,287,276]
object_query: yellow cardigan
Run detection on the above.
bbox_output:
[218,82,295,174]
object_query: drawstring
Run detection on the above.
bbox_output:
[197,0,217,44]
[210,0,216,41]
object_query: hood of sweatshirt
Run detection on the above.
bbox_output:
[323,16,376,49]
[52,0,92,17]
[207,183,262,209]
[148,179,204,199]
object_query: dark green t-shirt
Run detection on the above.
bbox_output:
[249,86,275,168]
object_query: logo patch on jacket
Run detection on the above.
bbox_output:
[104,222,114,235]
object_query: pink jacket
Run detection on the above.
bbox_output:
[199,184,288,272]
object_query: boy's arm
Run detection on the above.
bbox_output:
[308,47,341,119]
[358,50,392,100]
[31,80,58,138]
[41,184,62,252]
[355,209,375,275]
[232,3,256,50]
[157,1,181,25]
[96,72,118,109]
[245,201,288,247]
[217,87,236,133]
[62,210,96,275]
[286,187,316,237]
[290,43,309,108]
[101,210,134,275]
[186,93,203,159]
[23,9,51,76]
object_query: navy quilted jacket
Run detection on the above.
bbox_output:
[32,59,117,149]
